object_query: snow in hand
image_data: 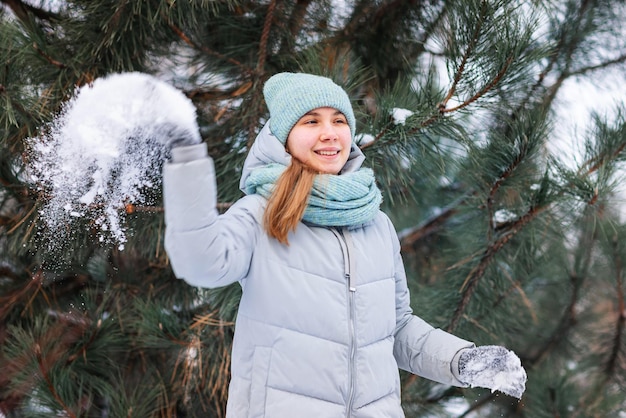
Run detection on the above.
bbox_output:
[458,345,527,399]
[27,72,200,250]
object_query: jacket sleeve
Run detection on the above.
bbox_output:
[162,144,261,288]
[387,216,474,386]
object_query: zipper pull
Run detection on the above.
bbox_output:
[346,273,356,292]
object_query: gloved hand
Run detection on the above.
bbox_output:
[458,345,527,399]
[158,122,202,150]
[150,122,203,163]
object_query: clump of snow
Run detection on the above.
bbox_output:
[26,72,200,250]
[458,345,527,399]
[494,209,517,223]
[391,107,414,125]
[355,133,375,146]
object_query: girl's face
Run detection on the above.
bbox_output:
[286,107,352,174]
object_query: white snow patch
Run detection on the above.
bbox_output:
[494,209,517,223]
[26,72,200,250]
[355,133,375,146]
[391,107,414,125]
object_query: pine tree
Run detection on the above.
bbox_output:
[2,0,626,417]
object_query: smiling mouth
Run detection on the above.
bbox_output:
[315,150,340,156]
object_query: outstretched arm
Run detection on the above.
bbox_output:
[388,216,474,386]
[388,217,526,398]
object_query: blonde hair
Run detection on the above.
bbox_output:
[264,158,316,244]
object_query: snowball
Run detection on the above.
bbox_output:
[458,345,527,399]
[26,72,200,249]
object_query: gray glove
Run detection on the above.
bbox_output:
[146,122,203,163]
[158,122,202,150]
[458,345,527,399]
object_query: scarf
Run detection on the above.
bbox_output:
[243,163,382,227]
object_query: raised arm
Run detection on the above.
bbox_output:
[163,144,261,288]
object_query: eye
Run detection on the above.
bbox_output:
[298,117,318,125]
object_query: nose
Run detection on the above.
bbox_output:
[320,122,339,141]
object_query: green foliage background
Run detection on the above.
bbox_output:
[2,1,626,416]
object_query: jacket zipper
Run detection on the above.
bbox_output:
[331,228,357,417]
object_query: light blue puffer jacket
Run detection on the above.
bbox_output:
[163,123,473,418]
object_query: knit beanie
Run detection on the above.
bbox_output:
[263,72,356,144]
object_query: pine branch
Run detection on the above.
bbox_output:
[399,205,458,252]
[570,234,626,415]
[516,52,557,114]
[529,273,585,367]
[0,215,13,227]
[447,170,601,334]
[514,0,593,124]
[0,265,19,280]
[186,83,253,102]
[340,0,398,38]
[0,84,38,145]
[361,13,514,150]
[605,235,625,378]
[31,42,67,69]
[5,202,35,235]
[256,0,277,73]
[97,0,129,57]
[442,55,514,114]
[0,0,59,22]
[358,119,392,151]
[278,0,312,56]
[338,0,437,68]
[0,269,43,321]
[242,1,280,149]
[399,191,475,252]
[567,52,626,77]
[437,2,515,114]
[458,392,499,417]
[414,3,447,57]
[5,313,93,418]
[164,17,253,76]
[359,100,450,151]
[579,140,626,177]
[447,123,625,332]
[35,342,77,418]
[467,260,538,326]
[539,0,594,113]
[486,135,528,239]
[439,0,488,110]
[447,202,546,332]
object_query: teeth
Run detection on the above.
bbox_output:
[317,150,339,156]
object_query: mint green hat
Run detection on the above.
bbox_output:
[263,72,356,144]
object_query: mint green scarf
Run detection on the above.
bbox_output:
[243,163,382,227]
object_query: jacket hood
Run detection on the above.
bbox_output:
[239,120,366,194]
